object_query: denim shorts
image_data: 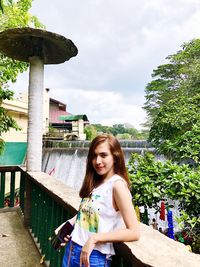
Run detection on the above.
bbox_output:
[62,240,112,267]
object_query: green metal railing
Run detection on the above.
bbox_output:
[0,166,74,266]
[0,166,130,267]
[30,181,73,267]
[0,166,25,211]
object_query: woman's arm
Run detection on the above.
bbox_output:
[80,180,140,266]
[68,214,77,226]
[108,179,140,241]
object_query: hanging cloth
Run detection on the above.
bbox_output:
[49,167,55,176]
[167,210,175,240]
[160,201,165,220]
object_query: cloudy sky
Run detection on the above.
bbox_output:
[12,0,200,129]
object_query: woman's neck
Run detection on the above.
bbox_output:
[94,173,115,188]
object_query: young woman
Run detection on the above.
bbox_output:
[60,134,140,267]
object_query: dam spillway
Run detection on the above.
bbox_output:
[42,140,178,231]
[42,140,158,191]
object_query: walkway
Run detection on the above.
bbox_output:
[0,208,45,267]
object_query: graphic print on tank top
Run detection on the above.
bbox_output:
[76,194,101,233]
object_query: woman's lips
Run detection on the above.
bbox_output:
[95,166,104,171]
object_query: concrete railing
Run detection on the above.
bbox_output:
[1,167,199,267]
[0,167,130,266]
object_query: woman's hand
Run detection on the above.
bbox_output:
[54,223,72,247]
[54,222,71,247]
[60,235,71,247]
[54,216,76,247]
[80,235,97,267]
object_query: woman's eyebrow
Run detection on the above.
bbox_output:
[94,151,108,155]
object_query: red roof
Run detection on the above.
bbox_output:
[50,98,66,111]
[49,98,71,123]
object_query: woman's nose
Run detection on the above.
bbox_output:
[96,155,101,164]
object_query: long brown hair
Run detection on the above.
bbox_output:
[79,134,130,198]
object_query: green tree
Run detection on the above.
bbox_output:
[89,123,147,140]
[116,133,131,140]
[149,94,200,163]
[0,1,3,13]
[128,152,200,252]
[84,125,97,140]
[0,0,44,154]
[92,124,112,134]
[110,124,126,135]
[144,39,200,163]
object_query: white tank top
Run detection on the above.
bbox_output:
[71,174,126,255]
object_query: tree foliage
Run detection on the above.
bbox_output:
[144,39,200,163]
[128,153,200,215]
[84,125,98,141]
[128,152,200,252]
[86,123,148,140]
[142,40,200,251]
[0,0,44,153]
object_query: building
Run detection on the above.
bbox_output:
[0,97,28,165]
[0,88,89,164]
[1,97,28,142]
[49,97,70,129]
[46,93,89,141]
[59,114,89,140]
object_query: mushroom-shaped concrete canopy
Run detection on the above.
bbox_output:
[0,27,78,64]
[0,27,78,172]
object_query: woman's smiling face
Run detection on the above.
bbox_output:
[92,141,115,180]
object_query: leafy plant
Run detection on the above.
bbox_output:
[176,211,200,254]
[84,125,98,140]
[144,39,200,163]
[128,152,200,253]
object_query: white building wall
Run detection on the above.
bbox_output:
[1,89,50,142]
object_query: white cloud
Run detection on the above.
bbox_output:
[10,0,200,130]
[49,88,146,129]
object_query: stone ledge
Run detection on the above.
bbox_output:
[116,223,200,267]
[26,171,80,215]
[25,171,200,267]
